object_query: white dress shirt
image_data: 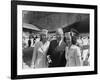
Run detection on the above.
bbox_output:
[58,39,63,46]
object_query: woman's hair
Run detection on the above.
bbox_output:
[64,37,66,43]
[71,36,77,45]
[40,29,48,41]
[40,34,43,41]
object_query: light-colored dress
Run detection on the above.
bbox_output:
[65,45,82,67]
[31,41,50,68]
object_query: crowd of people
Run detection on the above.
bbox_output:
[22,33,40,49]
[23,28,90,69]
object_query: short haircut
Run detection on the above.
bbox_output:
[56,28,64,35]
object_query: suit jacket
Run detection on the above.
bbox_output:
[47,40,66,67]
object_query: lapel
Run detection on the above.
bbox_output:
[56,40,65,51]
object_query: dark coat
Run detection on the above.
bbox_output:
[47,40,66,67]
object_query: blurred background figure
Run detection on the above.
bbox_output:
[34,35,40,44]
[76,36,83,47]
[81,36,90,66]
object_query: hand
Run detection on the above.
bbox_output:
[47,55,52,63]
[48,59,52,63]
[31,63,35,68]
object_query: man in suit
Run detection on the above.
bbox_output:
[47,28,66,67]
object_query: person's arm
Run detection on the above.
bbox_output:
[75,47,83,66]
[31,42,38,68]
[65,47,68,61]
[41,41,52,64]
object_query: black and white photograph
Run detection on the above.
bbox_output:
[22,11,90,69]
[11,1,97,79]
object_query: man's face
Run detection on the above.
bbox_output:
[56,29,64,41]
[56,33,62,41]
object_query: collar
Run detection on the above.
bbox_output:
[58,39,63,46]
